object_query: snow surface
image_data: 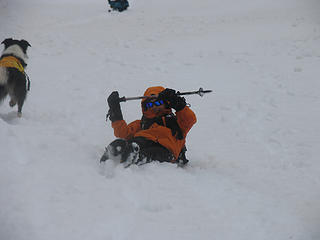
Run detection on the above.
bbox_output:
[1,0,320,239]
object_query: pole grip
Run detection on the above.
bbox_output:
[119,97,127,102]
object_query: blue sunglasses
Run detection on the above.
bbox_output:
[145,100,164,109]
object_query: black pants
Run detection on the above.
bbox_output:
[126,137,175,163]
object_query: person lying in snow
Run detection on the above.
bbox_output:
[100,86,197,166]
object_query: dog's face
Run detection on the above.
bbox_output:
[1,38,31,63]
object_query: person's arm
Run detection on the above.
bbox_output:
[112,120,141,140]
[107,91,141,139]
[158,88,197,137]
[176,106,197,137]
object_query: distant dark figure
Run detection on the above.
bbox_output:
[108,0,129,12]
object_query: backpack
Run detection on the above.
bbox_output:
[108,0,129,12]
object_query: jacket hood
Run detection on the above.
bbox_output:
[141,86,171,118]
[142,86,165,100]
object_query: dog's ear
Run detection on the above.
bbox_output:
[1,38,14,48]
[20,39,31,48]
[18,40,31,54]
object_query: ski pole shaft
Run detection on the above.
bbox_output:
[118,96,145,102]
[118,87,212,102]
[177,88,212,97]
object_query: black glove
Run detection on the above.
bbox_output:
[159,88,186,111]
[107,91,123,122]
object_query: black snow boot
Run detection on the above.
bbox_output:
[100,138,128,163]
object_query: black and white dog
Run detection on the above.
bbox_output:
[0,38,31,117]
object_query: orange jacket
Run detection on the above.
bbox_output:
[111,86,197,161]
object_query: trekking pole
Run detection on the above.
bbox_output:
[118,87,213,102]
[106,88,212,121]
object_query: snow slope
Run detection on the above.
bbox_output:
[1,0,320,239]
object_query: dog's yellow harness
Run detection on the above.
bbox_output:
[0,56,25,73]
[0,55,30,90]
